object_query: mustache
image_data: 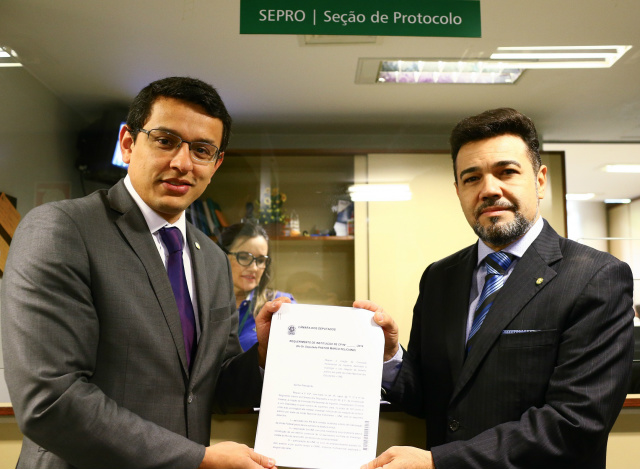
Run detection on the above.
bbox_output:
[474,199,517,218]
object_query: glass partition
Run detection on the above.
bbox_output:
[200,154,356,307]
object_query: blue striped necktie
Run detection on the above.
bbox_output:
[468,251,514,344]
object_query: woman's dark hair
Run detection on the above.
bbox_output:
[126,76,232,152]
[219,222,275,317]
[449,108,541,181]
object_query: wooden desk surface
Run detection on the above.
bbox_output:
[2,396,640,416]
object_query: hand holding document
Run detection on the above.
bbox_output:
[255,303,384,469]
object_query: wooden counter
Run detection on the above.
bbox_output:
[2,395,640,415]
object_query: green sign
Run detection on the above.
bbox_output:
[240,0,481,37]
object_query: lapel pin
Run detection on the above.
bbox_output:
[195,241,201,250]
[536,277,544,285]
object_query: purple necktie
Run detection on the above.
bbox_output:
[159,227,197,369]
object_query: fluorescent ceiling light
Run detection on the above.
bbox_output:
[359,45,631,85]
[490,45,631,69]
[376,60,522,84]
[604,199,631,204]
[348,184,412,202]
[565,193,595,201]
[0,46,22,67]
[603,164,640,173]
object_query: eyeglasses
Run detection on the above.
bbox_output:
[228,251,271,269]
[132,128,221,165]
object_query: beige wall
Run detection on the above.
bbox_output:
[0,68,84,216]
[566,200,609,251]
[608,203,631,258]
[362,153,475,346]
[608,200,640,306]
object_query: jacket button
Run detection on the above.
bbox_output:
[187,393,193,404]
[448,419,460,432]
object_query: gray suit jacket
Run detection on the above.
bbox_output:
[387,220,634,469]
[1,180,263,469]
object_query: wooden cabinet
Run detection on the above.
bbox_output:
[0,193,20,276]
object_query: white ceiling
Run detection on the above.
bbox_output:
[1,0,640,200]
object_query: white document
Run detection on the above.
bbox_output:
[255,303,384,469]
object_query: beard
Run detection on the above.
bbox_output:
[472,199,536,247]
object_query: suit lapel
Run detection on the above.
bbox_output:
[107,181,190,375]
[186,226,210,317]
[185,226,210,376]
[443,246,477,385]
[451,221,563,402]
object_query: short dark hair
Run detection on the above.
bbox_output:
[126,76,232,152]
[449,108,541,181]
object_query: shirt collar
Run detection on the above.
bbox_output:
[124,174,188,237]
[240,290,255,307]
[477,216,544,265]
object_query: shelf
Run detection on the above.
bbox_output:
[271,236,353,242]
[208,235,354,243]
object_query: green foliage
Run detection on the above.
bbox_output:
[256,187,287,225]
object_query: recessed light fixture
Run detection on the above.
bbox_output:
[565,193,595,201]
[376,60,523,84]
[490,45,631,69]
[356,45,631,85]
[603,164,640,173]
[0,46,22,67]
[348,184,412,202]
[604,199,632,204]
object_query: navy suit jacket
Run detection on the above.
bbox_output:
[387,220,634,469]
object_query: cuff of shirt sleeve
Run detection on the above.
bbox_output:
[382,347,403,390]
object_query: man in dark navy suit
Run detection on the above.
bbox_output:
[358,108,634,469]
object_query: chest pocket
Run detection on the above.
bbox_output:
[499,329,558,349]
[497,329,560,410]
[206,305,234,323]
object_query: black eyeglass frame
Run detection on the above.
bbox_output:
[228,251,271,268]
[131,127,222,164]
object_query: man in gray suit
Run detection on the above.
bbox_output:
[357,108,634,469]
[1,77,286,469]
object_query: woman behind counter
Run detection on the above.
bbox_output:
[219,222,296,351]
